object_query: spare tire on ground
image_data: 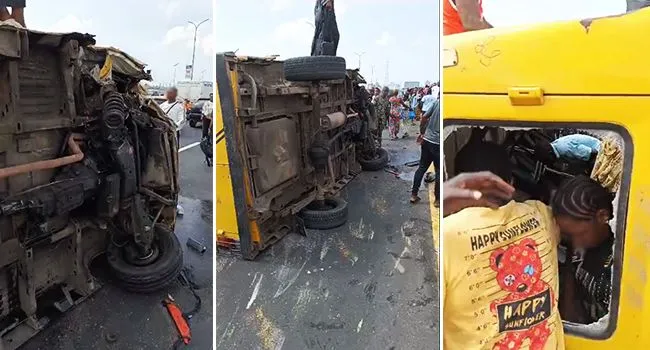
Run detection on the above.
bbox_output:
[283,56,346,82]
[106,224,183,293]
[359,148,389,171]
[299,197,348,230]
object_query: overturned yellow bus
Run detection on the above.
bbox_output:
[443,8,650,350]
[215,53,387,259]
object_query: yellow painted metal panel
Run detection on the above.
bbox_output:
[444,93,650,348]
[444,9,650,96]
[215,80,240,241]
[227,69,262,247]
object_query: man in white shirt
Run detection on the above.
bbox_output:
[431,83,440,99]
[159,87,186,141]
[201,93,213,139]
[420,90,436,114]
[159,87,185,215]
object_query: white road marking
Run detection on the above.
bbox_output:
[246,273,264,310]
[178,142,200,153]
[391,246,410,275]
[320,240,330,262]
[217,304,240,347]
[349,218,366,240]
[273,260,308,298]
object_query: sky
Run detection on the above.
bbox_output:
[215,0,440,86]
[29,0,214,85]
[24,0,627,88]
[484,0,627,27]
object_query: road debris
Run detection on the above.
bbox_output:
[186,237,207,254]
[384,166,400,177]
[163,294,192,347]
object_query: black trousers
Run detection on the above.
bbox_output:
[0,0,26,6]
[412,141,440,200]
[311,5,339,56]
[202,117,212,139]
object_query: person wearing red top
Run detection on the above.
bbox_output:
[443,0,491,35]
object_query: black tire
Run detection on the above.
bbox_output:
[283,56,346,82]
[189,120,198,128]
[359,148,389,171]
[106,224,183,293]
[299,197,348,230]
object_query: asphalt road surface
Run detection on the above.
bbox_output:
[216,124,439,350]
[24,124,214,349]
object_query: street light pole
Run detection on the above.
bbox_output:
[353,51,366,71]
[188,18,210,80]
[172,62,179,85]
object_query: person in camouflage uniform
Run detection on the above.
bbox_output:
[373,87,390,146]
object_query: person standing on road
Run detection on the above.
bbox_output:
[201,93,214,139]
[0,0,25,27]
[443,142,565,350]
[443,0,491,35]
[420,89,436,115]
[409,90,420,125]
[160,87,186,140]
[183,98,192,116]
[410,97,440,205]
[388,90,408,140]
[372,87,381,104]
[373,87,390,146]
[414,89,424,121]
[159,87,186,216]
[432,82,440,99]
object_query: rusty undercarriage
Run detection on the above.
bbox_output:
[0,25,181,349]
[217,54,385,259]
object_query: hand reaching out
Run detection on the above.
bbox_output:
[443,172,515,217]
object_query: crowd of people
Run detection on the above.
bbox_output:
[369,84,440,140]
[364,83,441,207]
